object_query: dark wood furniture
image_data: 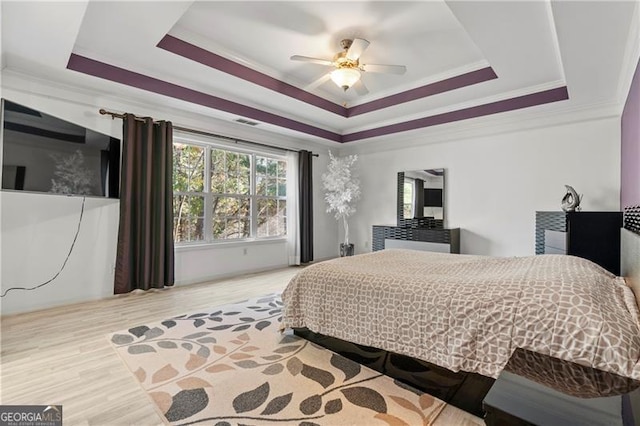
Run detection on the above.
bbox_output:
[374,169,460,253]
[535,211,623,274]
[484,348,640,425]
[294,331,640,423]
[293,328,494,418]
[372,224,460,253]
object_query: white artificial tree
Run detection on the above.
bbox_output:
[321,150,361,248]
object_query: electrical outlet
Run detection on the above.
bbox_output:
[243,248,248,255]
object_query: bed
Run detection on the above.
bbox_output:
[280,228,640,416]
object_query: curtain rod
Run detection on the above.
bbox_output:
[98,108,318,157]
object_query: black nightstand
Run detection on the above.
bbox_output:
[535,211,623,275]
[483,349,640,426]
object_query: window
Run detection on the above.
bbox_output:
[172,140,287,244]
[403,178,414,218]
[211,149,251,240]
[255,155,287,238]
[173,143,205,242]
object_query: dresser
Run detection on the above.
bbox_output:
[535,211,623,275]
[372,225,460,253]
[379,169,460,254]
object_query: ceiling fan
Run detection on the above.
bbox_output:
[290,38,407,94]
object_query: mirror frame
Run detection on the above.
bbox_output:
[397,169,445,228]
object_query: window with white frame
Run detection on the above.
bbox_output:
[403,178,414,218]
[172,139,287,244]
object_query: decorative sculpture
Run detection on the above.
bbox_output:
[561,185,582,212]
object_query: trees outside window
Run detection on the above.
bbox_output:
[173,143,205,242]
[403,179,414,219]
[172,141,287,244]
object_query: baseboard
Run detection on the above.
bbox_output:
[174,263,294,287]
[175,255,339,287]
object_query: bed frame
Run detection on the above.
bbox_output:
[294,221,640,419]
[293,327,495,417]
[622,227,640,306]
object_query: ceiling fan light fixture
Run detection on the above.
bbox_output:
[330,67,361,91]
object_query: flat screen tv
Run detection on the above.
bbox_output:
[1,99,120,198]
[424,188,443,207]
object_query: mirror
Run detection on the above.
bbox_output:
[398,168,445,226]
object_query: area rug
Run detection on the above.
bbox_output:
[109,293,446,425]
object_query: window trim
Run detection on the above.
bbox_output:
[174,236,287,252]
[173,134,288,247]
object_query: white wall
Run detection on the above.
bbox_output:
[1,191,119,314]
[3,69,621,314]
[344,117,621,257]
[0,71,338,315]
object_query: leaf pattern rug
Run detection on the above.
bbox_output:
[109,293,446,425]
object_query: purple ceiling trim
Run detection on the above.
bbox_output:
[158,35,498,118]
[66,53,342,142]
[158,34,348,117]
[347,67,498,117]
[65,54,568,144]
[342,86,569,142]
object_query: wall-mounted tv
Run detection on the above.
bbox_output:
[1,99,120,198]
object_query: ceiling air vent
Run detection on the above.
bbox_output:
[234,118,259,126]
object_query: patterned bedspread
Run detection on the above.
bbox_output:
[281,249,640,379]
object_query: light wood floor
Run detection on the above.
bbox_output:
[0,267,482,425]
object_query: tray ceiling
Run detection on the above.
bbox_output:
[1,1,638,145]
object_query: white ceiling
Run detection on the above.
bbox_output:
[1,1,639,146]
[173,1,488,102]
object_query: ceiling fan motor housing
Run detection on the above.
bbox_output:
[290,36,404,94]
[333,54,359,70]
[340,39,353,50]
[334,39,360,70]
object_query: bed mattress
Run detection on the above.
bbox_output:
[281,249,640,379]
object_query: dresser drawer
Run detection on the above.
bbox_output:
[544,230,567,252]
[544,246,566,255]
[372,225,460,253]
[385,239,451,253]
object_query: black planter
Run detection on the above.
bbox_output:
[340,243,355,257]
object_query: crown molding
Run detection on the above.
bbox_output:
[168,26,298,88]
[347,60,493,107]
[342,79,567,134]
[168,26,494,109]
[66,53,344,142]
[616,0,640,113]
[3,65,617,158]
[546,0,567,83]
[338,99,620,156]
[0,68,337,152]
[159,34,497,119]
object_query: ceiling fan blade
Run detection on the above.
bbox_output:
[362,63,407,75]
[290,55,333,66]
[353,80,369,95]
[345,38,370,61]
[304,73,332,91]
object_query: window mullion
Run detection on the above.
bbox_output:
[250,153,257,239]
[204,146,212,243]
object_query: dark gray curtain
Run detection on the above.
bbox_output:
[299,150,314,263]
[114,114,174,294]
[414,179,424,218]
